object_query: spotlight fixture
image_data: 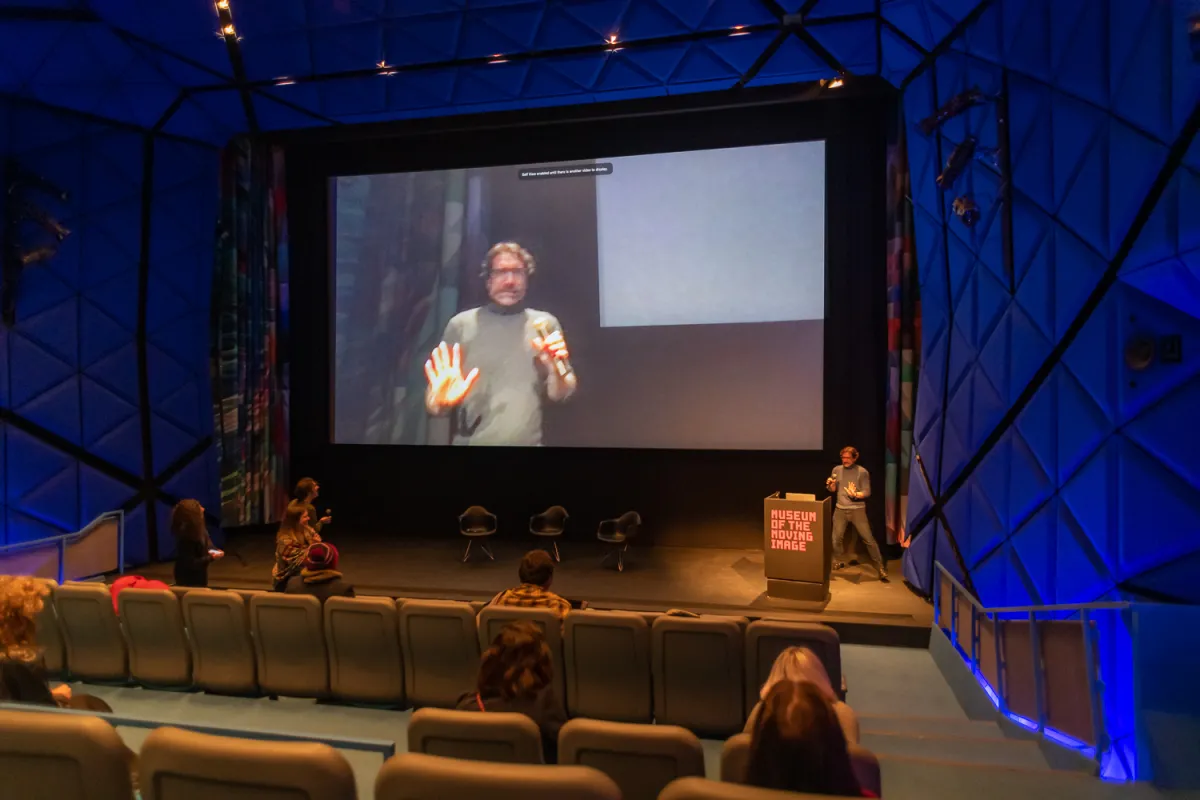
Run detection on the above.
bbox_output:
[918,86,993,135]
[216,0,229,8]
[221,23,234,35]
[936,136,976,190]
[730,25,748,36]
[953,196,980,228]
[827,75,845,89]
[275,77,294,86]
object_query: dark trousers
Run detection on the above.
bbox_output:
[832,506,883,571]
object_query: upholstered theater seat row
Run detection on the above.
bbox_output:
[41,581,844,736]
[0,707,880,800]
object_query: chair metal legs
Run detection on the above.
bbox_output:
[601,542,629,571]
[551,540,560,563]
[463,540,495,562]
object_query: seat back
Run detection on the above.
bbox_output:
[559,718,704,800]
[534,506,568,532]
[408,707,544,764]
[461,506,495,533]
[659,776,825,799]
[400,600,481,707]
[324,596,404,704]
[720,733,880,796]
[0,709,134,800]
[138,725,356,800]
[848,744,881,797]
[55,583,127,681]
[180,590,256,694]
[477,606,564,709]
[118,588,191,687]
[563,610,651,721]
[652,615,744,736]
[250,594,329,697]
[744,621,843,707]
[37,579,66,677]
[616,511,641,538]
[375,752,621,800]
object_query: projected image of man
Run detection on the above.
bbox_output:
[424,242,577,445]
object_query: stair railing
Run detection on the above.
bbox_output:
[0,511,125,583]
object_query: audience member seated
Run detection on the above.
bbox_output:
[489,550,574,618]
[745,646,859,743]
[746,681,875,797]
[273,504,320,592]
[110,576,171,613]
[171,498,222,588]
[290,476,331,535]
[284,543,355,601]
[0,576,113,713]
[456,621,566,763]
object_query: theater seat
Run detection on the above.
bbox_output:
[408,707,543,764]
[55,583,127,682]
[138,726,356,800]
[744,620,844,704]
[400,600,481,708]
[478,606,565,710]
[563,609,651,722]
[720,733,880,797]
[118,587,191,687]
[559,718,704,800]
[0,708,134,800]
[324,596,405,705]
[652,615,745,736]
[660,776,813,799]
[180,589,257,694]
[37,579,66,677]
[375,752,620,800]
[250,594,329,698]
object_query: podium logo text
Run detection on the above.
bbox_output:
[769,509,816,551]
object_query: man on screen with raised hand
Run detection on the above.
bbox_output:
[424,242,577,446]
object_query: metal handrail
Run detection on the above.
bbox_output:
[0,510,126,583]
[933,561,1118,768]
[0,702,397,759]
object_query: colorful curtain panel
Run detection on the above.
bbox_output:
[885,109,920,546]
[212,138,290,527]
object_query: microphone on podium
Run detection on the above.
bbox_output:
[533,318,573,379]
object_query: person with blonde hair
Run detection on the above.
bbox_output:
[272,504,320,591]
[744,646,859,743]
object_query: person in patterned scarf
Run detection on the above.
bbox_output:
[272,504,320,592]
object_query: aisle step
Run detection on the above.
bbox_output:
[859,714,1009,740]
[861,730,1050,770]
[877,755,1152,800]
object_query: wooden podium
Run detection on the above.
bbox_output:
[763,493,832,609]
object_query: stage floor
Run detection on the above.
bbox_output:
[137,533,933,646]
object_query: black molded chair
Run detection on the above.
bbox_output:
[460,506,497,562]
[598,511,641,572]
[530,505,568,562]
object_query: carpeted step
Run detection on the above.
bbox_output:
[877,755,1156,800]
[858,714,1009,740]
[861,730,1050,770]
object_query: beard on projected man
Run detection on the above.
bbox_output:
[424,242,577,446]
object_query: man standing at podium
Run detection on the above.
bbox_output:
[825,446,887,581]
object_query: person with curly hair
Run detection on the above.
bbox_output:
[170,499,222,588]
[455,620,565,762]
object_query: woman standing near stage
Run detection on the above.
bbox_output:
[171,499,222,588]
[272,504,320,592]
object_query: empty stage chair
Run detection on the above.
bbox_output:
[745,620,844,704]
[55,583,127,682]
[720,733,881,797]
[138,726,356,800]
[376,752,620,800]
[660,777,812,800]
[559,719,704,800]
[324,596,405,705]
[250,593,329,698]
[597,511,641,571]
[563,609,652,721]
[180,589,257,694]
[652,615,745,737]
[37,579,66,677]
[409,707,544,764]
[530,505,568,562]
[460,505,498,562]
[400,600,482,708]
[0,709,134,800]
[478,605,565,709]
[118,587,192,687]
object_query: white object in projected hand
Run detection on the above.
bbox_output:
[424,341,480,411]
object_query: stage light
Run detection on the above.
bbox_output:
[489,55,507,64]
[275,77,294,85]
[827,75,845,89]
[608,34,618,45]
[17,245,57,267]
[918,86,992,136]
[953,195,979,228]
[216,0,229,9]
[221,23,234,35]
[936,136,976,190]
[730,25,748,36]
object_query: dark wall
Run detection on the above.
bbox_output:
[284,86,892,549]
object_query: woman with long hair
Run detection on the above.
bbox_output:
[745,646,859,742]
[272,504,319,591]
[455,621,565,762]
[746,680,872,797]
[170,499,222,588]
